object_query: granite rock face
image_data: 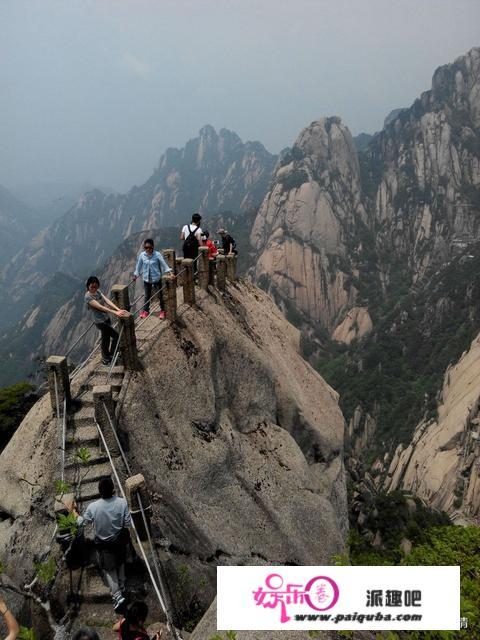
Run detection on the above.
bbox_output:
[251,117,366,333]
[367,47,480,283]
[0,280,347,634]
[385,332,480,524]
[252,48,480,339]
[122,282,348,570]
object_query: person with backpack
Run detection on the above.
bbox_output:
[68,477,132,614]
[217,229,237,255]
[134,239,173,320]
[113,601,160,640]
[181,213,203,260]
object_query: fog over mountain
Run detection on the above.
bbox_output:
[1,0,479,191]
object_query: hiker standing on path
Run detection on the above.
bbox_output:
[0,595,19,640]
[134,239,173,320]
[217,229,237,255]
[180,213,203,260]
[68,477,132,614]
[85,276,130,366]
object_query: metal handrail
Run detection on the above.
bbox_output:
[65,322,95,357]
[107,325,124,380]
[94,416,180,639]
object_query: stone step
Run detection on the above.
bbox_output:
[71,391,120,410]
[66,462,112,492]
[66,424,99,446]
[70,406,95,425]
[94,366,125,377]
[70,603,118,638]
[82,570,112,603]
[87,378,122,393]
[65,448,108,467]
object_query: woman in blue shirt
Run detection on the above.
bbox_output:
[134,239,173,319]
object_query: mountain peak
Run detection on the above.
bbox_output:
[199,124,217,138]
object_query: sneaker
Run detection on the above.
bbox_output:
[101,358,112,366]
[158,310,166,320]
[139,311,149,319]
[113,595,126,614]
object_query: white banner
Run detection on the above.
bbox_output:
[217,566,460,630]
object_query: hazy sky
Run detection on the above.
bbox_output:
[1,0,479,192]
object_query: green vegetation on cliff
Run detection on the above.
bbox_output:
[347,523,480,639]
[316,245,480,452]
[0,381,37,452]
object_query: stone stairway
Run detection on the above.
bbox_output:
[65,308,181,632]
[66,365,126,630]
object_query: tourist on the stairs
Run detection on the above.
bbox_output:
[69,477,132,614]
[0,594,19,640]
[72,629,100,640]
[134,239,173,320]
[180,213,203,260]
[85,276,130,366]
[113,601,161,640]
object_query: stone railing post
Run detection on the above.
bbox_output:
[162,274,177,321]
[226,254,237,281]
[163,249,176,274]
[182,258,196,305]
[93,385,120,456]
[216,255,226,291]
[208,257,216,286]
[46,356,71,414]
[111,284,131,312]
[125,474,152,541]
[198,247,210,290]
[118,315,140,370]
[175,258,184,287]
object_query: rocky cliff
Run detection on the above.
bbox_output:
[385,332,480,524]
[1,126,276,330]
[251,117,367,334]
[251,47,480,339]
[366,47,480,284]
[0,280,347,637]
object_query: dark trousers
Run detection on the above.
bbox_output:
[143,281,165,313]
[95,320,119,362]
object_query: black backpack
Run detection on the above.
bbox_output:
[183,224,200,256]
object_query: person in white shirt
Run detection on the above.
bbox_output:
[180,213,204,260]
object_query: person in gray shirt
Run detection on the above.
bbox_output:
[85,276,130,365]
[70,477,132,613]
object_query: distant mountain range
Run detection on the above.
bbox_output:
[0,126,276,331]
